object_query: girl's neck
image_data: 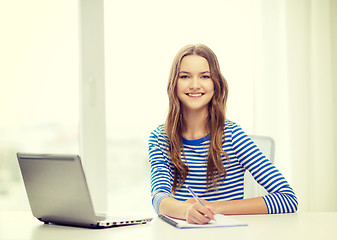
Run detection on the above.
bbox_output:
[181,108,209,140]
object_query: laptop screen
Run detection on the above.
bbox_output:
[17,153,97,225]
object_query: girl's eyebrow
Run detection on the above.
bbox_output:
[179,71,210,74]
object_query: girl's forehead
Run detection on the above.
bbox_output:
[179,55,210,72]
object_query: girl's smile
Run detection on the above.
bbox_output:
[185,92,205,98]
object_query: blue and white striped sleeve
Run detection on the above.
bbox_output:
[231,124,298,213]
[148,127,172,215]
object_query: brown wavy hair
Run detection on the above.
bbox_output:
[165,44,230,193]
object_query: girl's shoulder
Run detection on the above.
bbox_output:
[149,124,169,142]
[224,119,246,138]
[224,119,240,130]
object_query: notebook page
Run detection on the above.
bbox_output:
[161,214,247,229]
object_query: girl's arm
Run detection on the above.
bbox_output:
[211,197,268,214]
[230,123,298,214]
[149,128,215,224]
[187,196,268,215]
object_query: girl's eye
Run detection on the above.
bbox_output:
[201,75,210,79]
[179,75,189,79]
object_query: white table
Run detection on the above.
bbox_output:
[1,211,336,240]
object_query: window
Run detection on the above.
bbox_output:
[0,0,79,210]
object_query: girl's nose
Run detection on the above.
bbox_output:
[189,77,200,90]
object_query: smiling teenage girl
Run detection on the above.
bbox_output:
[148,44,298,224]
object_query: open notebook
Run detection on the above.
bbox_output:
[159,214,247,229]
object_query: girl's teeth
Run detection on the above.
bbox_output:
[188,93,202,97]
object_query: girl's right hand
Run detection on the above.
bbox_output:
[185,201,216,224]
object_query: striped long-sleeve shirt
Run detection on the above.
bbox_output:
[148,120,298,215]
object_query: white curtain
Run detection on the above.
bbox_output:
[254,0,337,211]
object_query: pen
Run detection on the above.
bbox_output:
[186,186,216,222]
[186,186,206,207]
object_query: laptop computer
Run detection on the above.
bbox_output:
[17,153,153,228]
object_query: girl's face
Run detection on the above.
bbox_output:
[176,55,214,114]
